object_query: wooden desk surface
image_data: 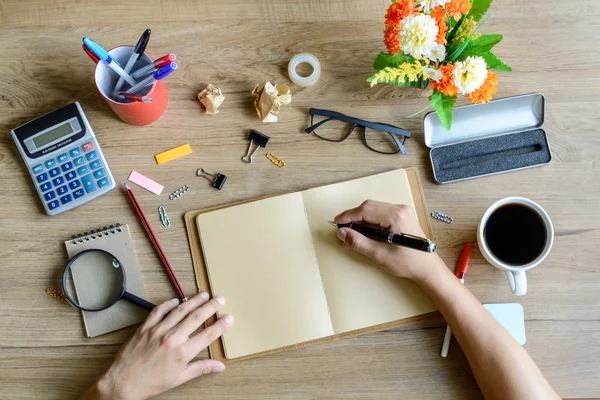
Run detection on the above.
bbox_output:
[1,0,599,398]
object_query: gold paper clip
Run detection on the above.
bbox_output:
[46,287,68,303]
[266,152,286,168]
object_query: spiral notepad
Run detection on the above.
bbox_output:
[64,224,148,337]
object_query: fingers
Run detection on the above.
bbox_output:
[185,314,233,356]
[334,200,406,229]
[139,298,180,332]
[177,359,225,385]
[337,228,382,262]
[158,292,211,333]
[173,296,227,338]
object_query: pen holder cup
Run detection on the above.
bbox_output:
[94,46,168,126]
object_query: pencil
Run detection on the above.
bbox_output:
[124,183,187,302]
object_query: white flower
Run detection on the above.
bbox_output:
[425,43,446,62]
[419,0,449,13]
[400,14,439,59]
[452,56,488,94]
[423,66,443,82]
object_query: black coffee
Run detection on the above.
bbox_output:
[484,204,547,265]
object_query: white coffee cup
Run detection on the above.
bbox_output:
[477,197,554,296]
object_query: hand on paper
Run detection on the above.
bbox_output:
[81,292,232,400]
[334,200,442,283]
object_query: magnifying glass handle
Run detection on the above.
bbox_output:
[122,291,156,311]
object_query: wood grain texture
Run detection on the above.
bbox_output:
[0,0,599,398]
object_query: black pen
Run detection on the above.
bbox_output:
[328,221,436,253]
[113,28,152,94]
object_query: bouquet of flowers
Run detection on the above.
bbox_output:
[367,0,511,130]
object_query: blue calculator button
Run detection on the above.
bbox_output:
[73,156,86,167]
[60,194,72,205]
[33,164,44,174]
[45,159,57,169]
[77,165,90,175]
[73,189,85,199]
[49,167,61,178]
[36,173,48,183]
[85,151,98,162]
[52,176,65,186]
[65,171,77,181]
[61,162,73,172]
[44,191,56,201]
[57,153,69,163]
[40,182,52,192]
[69,180,81,190]
[47,200,60,211]
[57,185,68,195]
[90,160,102,170]
[69,148,82,158]
[98,177,111,188]
[82,174,98,193]
[93,168,107,179]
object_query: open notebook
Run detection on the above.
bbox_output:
[187,168,437,361]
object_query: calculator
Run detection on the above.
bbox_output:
[11,102,115,216]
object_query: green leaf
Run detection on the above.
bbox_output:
[447,14,466,43]
[466,34,503,52]
[446,17,488,61]
[429,92,457,131]
[468,0,493,22]
[373,53,415,70]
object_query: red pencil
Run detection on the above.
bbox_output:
[124,183,187,301]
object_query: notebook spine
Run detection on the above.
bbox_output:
[70,223,122,246]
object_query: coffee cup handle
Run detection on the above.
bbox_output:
[507,270,527,296]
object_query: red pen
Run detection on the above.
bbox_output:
[82,43,100,64]
[116,92,153,103]
[441,243,471,357]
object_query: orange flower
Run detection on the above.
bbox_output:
[430,64,459,97]
[430,6,448,45]
[445,0,471,21]
[383,0,418,54]
[467,71,498,103]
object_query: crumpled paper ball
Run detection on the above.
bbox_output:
[252,81,292,122]
[198,84,225,115]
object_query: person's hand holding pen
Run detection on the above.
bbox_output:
[333,200,443,282]
[81,292,232,400]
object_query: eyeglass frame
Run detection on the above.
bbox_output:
[304,108,411,155]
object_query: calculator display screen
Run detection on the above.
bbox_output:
[32,122,74,148]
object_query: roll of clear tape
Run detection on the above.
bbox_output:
[288,53,321,87]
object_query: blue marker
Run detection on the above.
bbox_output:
[82,37,137,86]
[121,62,177,95]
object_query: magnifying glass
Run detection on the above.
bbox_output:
[62,249,155,312]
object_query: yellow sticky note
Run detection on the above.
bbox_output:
[155,144,192,165]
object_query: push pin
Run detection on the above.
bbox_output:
[242,129,270,163]
[197,168,227,190]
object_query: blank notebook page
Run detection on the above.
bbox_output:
[196,192,334,359]
[301,169,437,334]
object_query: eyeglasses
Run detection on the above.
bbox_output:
[304,108,411,155]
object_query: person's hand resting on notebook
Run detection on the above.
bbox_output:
[80,292,232,400]
[333,200,441,282]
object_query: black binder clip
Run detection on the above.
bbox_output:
[197,168,227,190]
[242,129,270,163]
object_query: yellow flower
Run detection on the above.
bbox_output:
[368,62,426,87]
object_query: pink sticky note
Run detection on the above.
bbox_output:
[128,170,164,195]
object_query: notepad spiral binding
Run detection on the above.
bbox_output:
[70,223,122,245]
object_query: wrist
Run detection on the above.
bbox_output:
[410,253,447,286]
[90,373,131,400]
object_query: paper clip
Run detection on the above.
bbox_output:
[431,210,454,224]
[169,185,190,200]
[46,287,68,303]
[242,129,270,163]
[197,168,227,190]
[266,152,286,168]
[158,206,171,228]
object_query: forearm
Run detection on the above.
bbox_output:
[416,255,560,400]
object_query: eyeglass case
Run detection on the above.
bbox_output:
[423,93,551,184]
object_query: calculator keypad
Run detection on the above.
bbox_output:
[31,141,111,212]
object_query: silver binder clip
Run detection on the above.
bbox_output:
[242,129,270,163]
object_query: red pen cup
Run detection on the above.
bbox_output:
[94,45,168,126]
